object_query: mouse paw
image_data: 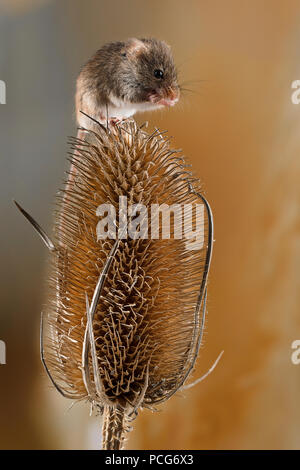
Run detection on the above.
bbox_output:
[109,117,123,126]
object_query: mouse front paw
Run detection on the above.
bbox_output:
[109,117,122,126]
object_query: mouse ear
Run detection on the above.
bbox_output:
[126,38,147,55]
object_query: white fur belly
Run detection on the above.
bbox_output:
[107,94,163,120]
[78,92,163,127]
[107,104,136,119]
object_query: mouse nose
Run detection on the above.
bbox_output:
[168,87,179,102]
[161,87,179,106]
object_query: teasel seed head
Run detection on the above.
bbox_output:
[40,120,213,449]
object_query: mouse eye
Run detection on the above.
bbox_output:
[154,69,164,79]
[121,52,127,58]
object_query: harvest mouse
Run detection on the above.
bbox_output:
[61,38,179,230]
[76,37,180,127]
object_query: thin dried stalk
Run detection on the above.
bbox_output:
[102,405,131,450]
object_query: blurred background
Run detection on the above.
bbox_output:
[1,0,300,449]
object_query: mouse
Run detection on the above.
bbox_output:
[61,38,180,231]
[75,37,180,127]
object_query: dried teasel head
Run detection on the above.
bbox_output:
[15,119,214,450]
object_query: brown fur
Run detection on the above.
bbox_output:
[75,38,179,125]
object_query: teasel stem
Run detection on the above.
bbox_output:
[102,405,129,450]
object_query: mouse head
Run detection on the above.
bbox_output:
[121,38,180,107]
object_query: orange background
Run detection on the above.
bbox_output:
[0,0,300,449]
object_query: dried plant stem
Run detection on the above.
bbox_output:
[102,405,129,450]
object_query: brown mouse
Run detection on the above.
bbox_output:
[76,37,180,127]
